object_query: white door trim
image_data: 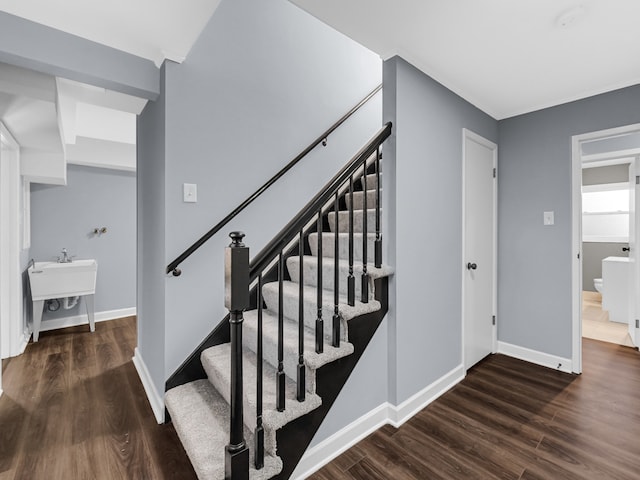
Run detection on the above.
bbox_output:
[0,122,25,361]
[461,128,498,369]
[571,122,640,374]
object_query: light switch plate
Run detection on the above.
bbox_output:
[183,183,197,203]
[543,211,554,225]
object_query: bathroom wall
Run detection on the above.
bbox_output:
[30,164,136,327]
[582,164,631,292]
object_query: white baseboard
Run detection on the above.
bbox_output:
[388,364,465,427]
[498,341,573,374]
[132,347,165,424]
[291,403,390,480]
[17,330,30,355]
[291,365,465,479]
[39,307,136,332]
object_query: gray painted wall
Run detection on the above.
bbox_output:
[582,164,630,186]
[160,0,382,381]
[0,11,158,99]
[137,0,383,404]
[581,132,640,156]
[137,63,167,400]
[582,242,628,292]
[30,165,136,325]
[498,84,640,359]
[383,56,498,403]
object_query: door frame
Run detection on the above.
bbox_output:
[461,128,498,369]
[0,122,25,365]
[571,123,640,374]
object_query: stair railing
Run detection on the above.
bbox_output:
[227,122,391,473]
[166,84,382,277]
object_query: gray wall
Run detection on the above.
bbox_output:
[583,164,630,186]
[582,242,628,292]
[137,0,383,401]
[498,84,640,359]
[581,132,640,156]
[0,11,159,99]
[30,165,136,324]
[137,65,167,400]
[383,56,498,403]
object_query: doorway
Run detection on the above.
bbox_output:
[0,122,25,368]
[462,129,497,370]
[571,124,640,373]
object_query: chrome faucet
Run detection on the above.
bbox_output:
[58,248,73,263]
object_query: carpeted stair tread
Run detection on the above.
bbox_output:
[327,209,378,233]
[243,309,354,393]
[308,232,376,263]
[346,189,379,210]
[165,380,282,480]
[261,281,381,341]
[286,255,393,299]
[359,172,381,190]
[202,343,322,455]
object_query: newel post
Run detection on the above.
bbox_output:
[225,231,250,480]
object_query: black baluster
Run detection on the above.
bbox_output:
[224,232,249,480]
[347,175,355,306]
[297,229,305,402]
[375,147,382,268]
[361,160,370,303]
[255,273,264,470]
[276,252,285,412]
[333,192,341,347]
[316,213,324,354]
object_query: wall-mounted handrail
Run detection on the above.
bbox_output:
[248,122,392,281]
[166,84,383,276]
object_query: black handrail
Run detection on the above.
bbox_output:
[248,122,392,281]
[166,84,383,276]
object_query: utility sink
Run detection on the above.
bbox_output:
[28,259,98,342]
[28,259,98,300]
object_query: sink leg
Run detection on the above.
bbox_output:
[85,294,95,333]
[32,300,45,342]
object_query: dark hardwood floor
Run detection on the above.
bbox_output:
[0,317,197,480]
[310,339,640,480]
[2,321,639,480]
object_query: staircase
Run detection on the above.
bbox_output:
[162,92,391,479]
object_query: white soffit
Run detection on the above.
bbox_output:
[0,0,222,66]
[289,0,640,119]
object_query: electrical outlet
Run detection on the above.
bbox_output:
[544,211,554,226]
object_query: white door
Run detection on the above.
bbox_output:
[463,129,497,370]
[628,158,639,346]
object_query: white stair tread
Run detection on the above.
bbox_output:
[165,380,282,480]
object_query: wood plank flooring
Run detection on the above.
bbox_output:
[309,339,640,480]
[2,319,639,480]
[0,317,197,480]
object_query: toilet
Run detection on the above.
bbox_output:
[594,278,603,294]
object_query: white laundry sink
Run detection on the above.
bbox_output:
[28,259,98,301]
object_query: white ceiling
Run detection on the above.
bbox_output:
[289,0,640,119]
[0,0,638,119]
[0,0,221,66]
